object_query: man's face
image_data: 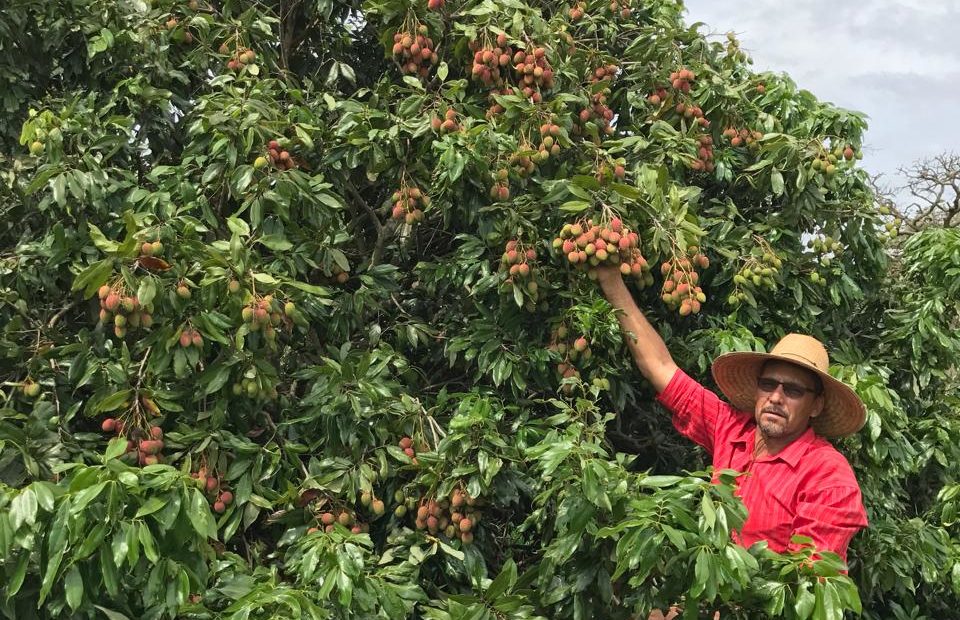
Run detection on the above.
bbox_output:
[754,361,824,440]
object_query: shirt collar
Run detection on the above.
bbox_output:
[732,425,819,467]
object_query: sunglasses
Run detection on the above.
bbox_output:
[756,377,819,399]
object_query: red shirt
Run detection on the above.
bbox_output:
[657,369,868,562]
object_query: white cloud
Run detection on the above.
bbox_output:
[683,0,960,187]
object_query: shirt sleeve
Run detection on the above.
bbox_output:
[788,485,869,564]
[656,369,738,455]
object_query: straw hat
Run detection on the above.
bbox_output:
[710,333,866,438]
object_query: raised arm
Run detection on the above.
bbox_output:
[595,265,678,393]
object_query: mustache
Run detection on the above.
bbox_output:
[762,406,786,417]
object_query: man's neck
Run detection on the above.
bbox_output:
[754,427,805,458]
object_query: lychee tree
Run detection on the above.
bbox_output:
[0,0,958,619]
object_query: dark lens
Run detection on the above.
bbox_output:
[757,378,778,392]
[782,383,807,399]
[757,378,810,398]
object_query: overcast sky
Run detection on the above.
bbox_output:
[683,0,960,194]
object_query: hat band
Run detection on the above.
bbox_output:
[774,351,823,370]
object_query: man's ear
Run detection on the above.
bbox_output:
[809,394,825,419]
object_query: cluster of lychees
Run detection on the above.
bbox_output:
[647,87,669,106]
[241,295,288,342]
[808,236,843,255]
[489,168,511,201]
[548,324,594,394]
[660,249,710,315]
[469,34,514,88]
[308,490,385,536]
[178,327,203,348]
[512,46,554,102]
[508,146,539,178]
[430,108,460,134]
[398,436,419,465]
[689,134,715,172]
[575,102,615,137]
[500,240,539,288]
[192,468,234,513]
[722,127,764,149]
[98,284,154,338]
[232,374,279,400]
[573,66,617,137]
[729,252,782,304]
[569,2,586,20]
[389,185,428,224]
[391,28,438,78]
[810,144,858,177]
[225,47,255,72]
[101,417,165,466]
[724,32,749,64]
[413,489,479,544]
[538,121,563,157]
[140,239,164,257]
[589,63,619,85]
[670,68,696,93]
[595,161,626,185]
[582,64,618,136]
[253,140,296,171]
[675,102,709,128]
[164,16,194,44]
[606,0,633,18]
[309,509,370,535]
[553,217,651,283]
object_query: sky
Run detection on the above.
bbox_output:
[683,0,960,195]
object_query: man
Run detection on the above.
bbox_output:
[595,264,869,567]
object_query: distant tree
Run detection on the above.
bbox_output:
[870,152,960,238]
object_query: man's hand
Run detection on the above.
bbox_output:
[594,264,626,296]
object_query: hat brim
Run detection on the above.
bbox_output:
[710,351,866,438]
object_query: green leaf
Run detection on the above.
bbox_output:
[6,552,29,599]
[39,501,70,603]
[94,606,131,620]
[65,564,83,610]
[52,174,67,206]
[202,363,233,396]
[485,558,517,601]
[96,390,133,413]
[99,545,120,598]
[794,582,815,619]
[559,200,590,213]
[700,493,717,531]
[10,488,37,530]
[259,234,294,251]
[138,522,159,563]
[771,169,785,196]
[135,497,167,518]
[227,217,251,237]
[187,489,218,540]
[32,482,54,512]
[72,259,114,297]
[88,223,120,253]
[104,436,128,461]
[231,165,255,195]
[638,475,683,488]
[137,277,157,307]
[252,272,279,284]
